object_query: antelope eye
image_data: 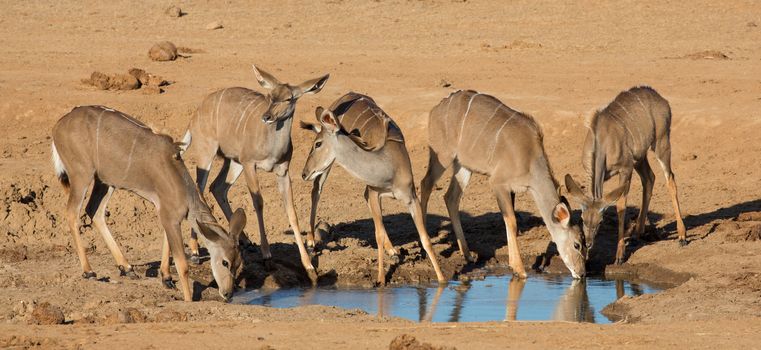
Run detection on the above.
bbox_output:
[222,260,230,268]
[315,141,322,148]
[573,242,581,250]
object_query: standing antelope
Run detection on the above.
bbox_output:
[419,90,586,279]
[181,65,329,282]
[51,106,245,302]
[564,86,687,265]
[300,93,446,285]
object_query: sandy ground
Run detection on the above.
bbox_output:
[1,0,761,348]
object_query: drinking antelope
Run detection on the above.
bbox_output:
[419,90,586,278]
[51,106,245,302]
[181,65,329,283]
[300,92,446,285]
[565,86,687,265]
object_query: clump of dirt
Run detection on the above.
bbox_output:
[82,71,140,90]
[83,69,170,94]
[153,309,189,322]
[104,308,146,324]
[389,334,456,350]
[149,41,178,62]
[680,50,730,60]
[165,5,184,18]
[29,302,65,325]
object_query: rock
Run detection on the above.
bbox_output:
[165,5,183,18]
[206,21,223,30]
[29,302,65,325]
[148,41,178,62]
[83,71,140,90]
[128,68,167,87]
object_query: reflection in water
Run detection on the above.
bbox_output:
[234,274,660,324]
[505,277,525,321]
[551,279,595,322]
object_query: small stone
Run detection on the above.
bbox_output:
[206,21,223,30]
[165,5,183,18]
[29,302,65,325]
[148,41,178,62]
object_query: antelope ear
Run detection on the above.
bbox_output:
[228,208,246,244]
[552,202,571,228]
[299,121,321,134]
[564,174,591,208]
[603,184,627,207]
[319,109,341,133]
[196,219,225,244]
[252,65,281,89]
[296,74,329,96]
[314,106,324,121]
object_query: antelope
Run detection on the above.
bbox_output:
[419,90,586,279]
[300,92,446,285]
[564,86,687,265]
[51,106,245,302]
[181,65,329,283]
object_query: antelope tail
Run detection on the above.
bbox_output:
[51,141,69,189]
[178,130,192,155]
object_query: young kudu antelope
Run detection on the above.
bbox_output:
[300,93,446,285]
[419,90,586,279]
[565,86,687,265]
[52,106,245,302]
[181,65,329,282]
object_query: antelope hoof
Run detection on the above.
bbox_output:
[190,253,201,265]
[388,254,400,265]
[82,271,97,279]
[306,268,319,286]
[512,271,528,279]
[678,239,688,247]
[615,257,624,265]
[118,265,139,279]
[162,278,176,289]
[464,251,478,263]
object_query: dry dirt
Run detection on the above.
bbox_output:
[1,0,761,348]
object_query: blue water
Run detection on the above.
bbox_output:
[233,275,660,323]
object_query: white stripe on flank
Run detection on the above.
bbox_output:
[95,109,106,169]
[349,107,371,131]
[215,89,228,132]
[443,94,455,141]
[121,137,139,181]
[615,100,645,148]
[51,142,66,178]
[236,98,262,134]
[487,110,517,165]
[243,100,267,134]
[357,110,376,133]
[469,104,502,151]
[457,93,481,147]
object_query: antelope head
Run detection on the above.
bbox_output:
[251,65,329,124]
[300,107,341,181]
[548,200,587,279]
[196,208,246,302]
[564,174,626,253]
